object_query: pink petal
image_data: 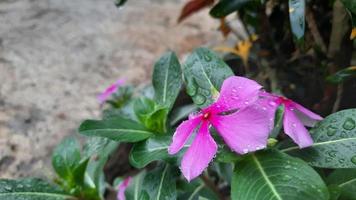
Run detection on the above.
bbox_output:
[292,102,323,127]
[181,122,217,181]
[254,96,279,130]
[283,109,313,148]
[97,79,125,104]
[210,105,270,154]
[168,115,202,154]
[117,177,132,200]
[215,76,262,111]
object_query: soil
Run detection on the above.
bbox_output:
[0,0,220,178]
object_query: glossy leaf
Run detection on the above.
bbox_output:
[133,97,168,133]
[183,47,233,108]
[342,0,356,14]
[282,109,356,168]
[178,0,214,23]
[169,104,197,126]
[210,0,250,18]
[79,116,153,142]
[84,137,118,198]
[52,136,81,181]
[326,66,356,84]
[153,51,183,111]
[289,0,305,40]
[125,171,147,200]
[141,164,177,200]
[327,169,356,200]
[0,178,76,200]
[231,150,329,200]
[115,0,128,7]
[129,135,185,168]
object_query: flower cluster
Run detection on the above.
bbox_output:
[168,76,323,181]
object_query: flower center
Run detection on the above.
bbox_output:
[278,96,292,105]
[203,112,210,119]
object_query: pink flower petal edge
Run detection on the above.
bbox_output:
[181,122,217,181]
[97,79,125,104]
[117,176,132,200]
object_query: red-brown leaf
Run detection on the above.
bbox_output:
[177,0,214,23]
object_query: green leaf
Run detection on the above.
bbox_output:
[183,47,234,108]
[72,158,89,186]
[115,0,128,7]
[215,146,242,163]
[281,109,356,168]
[125,171,146,200]
[326,66,356,84]
[177,179,218,200]
[52,136,81,182]
[133,97,168,133]
[141,164,177,200]
[129,135,184,168]
[79,116,154,142]
[209,0,251,18]
[327,169,356,200]
[84,137,118,198]
[153,51,183,111]
[231,150,329,200]
[0,178,76,200]
[289,0,306,40]
[342,0,356,14]
[169,104,197,126]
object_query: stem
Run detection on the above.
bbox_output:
[332,84,343,112]
[305,7,327,53]
[201,174,225,200]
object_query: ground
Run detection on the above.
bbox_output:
[0,0,220,178]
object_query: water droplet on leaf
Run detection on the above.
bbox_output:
[343,118,355,130]
[351,156,356,164]
[326,126,337,136]
[194,95,206,105]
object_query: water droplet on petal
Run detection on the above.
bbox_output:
[292,123,297,127]
[343,118,355,130]
[269,101,277,106]
[243,149,249,154]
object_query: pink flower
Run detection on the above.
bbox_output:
[117,176,132,200]
[259,92,323,148]
[97,79,125,104]
[168,76,270,181]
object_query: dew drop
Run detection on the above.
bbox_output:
[269,101,277,106]
[343,118,355,130]
[243,149,249,154]
[4,186,12,191]
[292,123,297,127]
[262,107,267,111]
[325,157,332,163]
[338,159,345,163]
[326,126,337,136]
[194,95,206,105]
[285,165,291,169]
[204,54,212,62]
[351,156,356,164]
[328,150,337,158]
[244,101,249,105]
[282,175,292,181]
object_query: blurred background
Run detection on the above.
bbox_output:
[0,0,220,178]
